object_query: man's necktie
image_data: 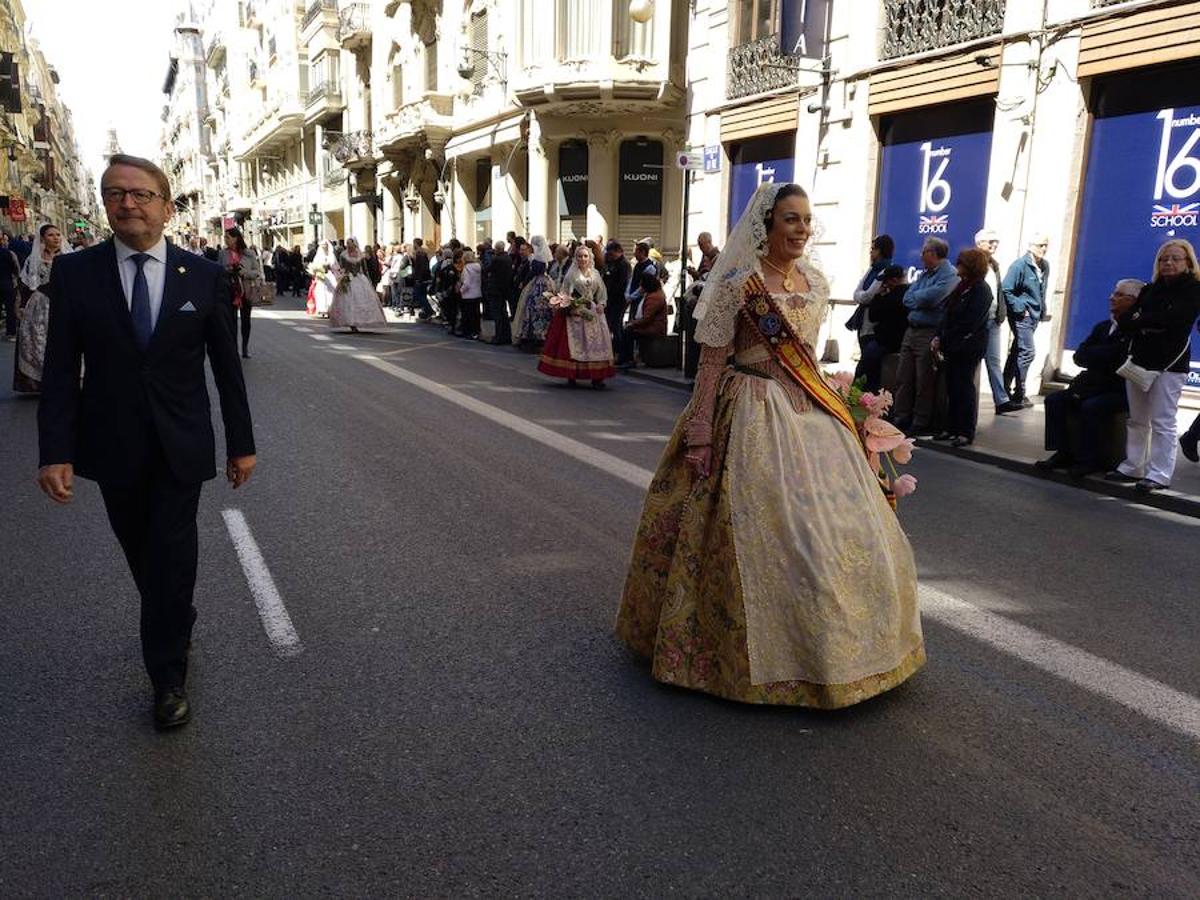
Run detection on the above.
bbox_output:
[130,252,152,350]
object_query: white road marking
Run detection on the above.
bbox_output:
[355,355,655,488]
[222,509,303,658]
[354,353,1200,740]
[309,333,333,342]
[920,585,1200,742]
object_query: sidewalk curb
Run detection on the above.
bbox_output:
[623,367,693,391]
[916,438,1200,519]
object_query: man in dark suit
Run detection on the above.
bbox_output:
[486,239,514,345]
[37,154,256,731]
[1035,278,1140,478]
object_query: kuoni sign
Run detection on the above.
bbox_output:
[875,106,993,280]
[1067,101,1200,385]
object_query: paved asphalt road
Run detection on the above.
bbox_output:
[2,302,1198,897]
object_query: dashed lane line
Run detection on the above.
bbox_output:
[222,509,302,658]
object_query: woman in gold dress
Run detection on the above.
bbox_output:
[615,182,924,708]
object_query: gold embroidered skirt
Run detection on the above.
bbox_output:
[615,377,925,708]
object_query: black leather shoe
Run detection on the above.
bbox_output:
[950,435,973,448]
[1181,432,1200,463]
[996,400,1023,414]
[1104,470,1138,484]
[154,688,191,731]
[1034,451,1073,471]
[1135,478,1167,493]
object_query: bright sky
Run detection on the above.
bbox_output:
[23,0,180,182]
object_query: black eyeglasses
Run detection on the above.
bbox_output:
[101,188,166,206]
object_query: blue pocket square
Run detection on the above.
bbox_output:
[180,301,197,312]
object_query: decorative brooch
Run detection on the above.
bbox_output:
[177,266,187,274]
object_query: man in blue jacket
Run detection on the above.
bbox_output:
[1000,234,1051,410]
[892,237,958,436]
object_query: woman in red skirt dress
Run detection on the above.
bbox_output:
[538,245,616,388]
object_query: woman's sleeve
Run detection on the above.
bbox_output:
[684,342,731,448]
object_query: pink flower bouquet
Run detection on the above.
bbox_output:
[826,372,918,501]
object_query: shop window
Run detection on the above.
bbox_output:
[558,141,589,242]
[474,157,493,246]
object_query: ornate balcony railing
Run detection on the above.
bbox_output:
[327,129,374,166]
[726,35,799,101]
[1091,0,1129,5]
[881,0,1006,61]
[307,80,343,107]
[337,3,371,48]
[302,0,337,31]
[323,166,348,188]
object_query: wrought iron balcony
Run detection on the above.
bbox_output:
[326,129,374,167]
[338,3,371,49]
[881,0,1006,61]
[306,79,343,107]
[302,0,337,31]
[323,166,348,189]
[726,35,799,101]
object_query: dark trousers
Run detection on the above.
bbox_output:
[413,281,433,316]
[1004,313,1038,401]
[2,290,15,336]
[945,350,985,440]
[490,293,512,343]
[459,296,481,336]
[1044,389,1128,465]
[1186,412,1200,440]
[99,444,204,692]
[893,326,938,428]
[442,292,460,332]
[607,298,629,362]
[237,301,251,354]
[855,336,892,393]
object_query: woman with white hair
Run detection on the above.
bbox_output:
[512,235,554,350]
[1106,238,1200,492]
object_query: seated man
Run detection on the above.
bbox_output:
[1036,278,1142,477]
[623,271,668,365]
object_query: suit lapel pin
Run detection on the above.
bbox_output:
[177,266,187,274]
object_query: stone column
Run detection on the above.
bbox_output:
[586,129,617,241]
[526,112,552,239]
[659,127,686,257]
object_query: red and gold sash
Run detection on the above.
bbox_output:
[740,275,897,508]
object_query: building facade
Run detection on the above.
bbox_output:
[0,0,101,239]
[684,0,1200,395]
[160,0,1200,395]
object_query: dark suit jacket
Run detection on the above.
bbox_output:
[486,253,513,301]
[866,284,909,352]
[1070,319,1131,399]
[38,240,255,486]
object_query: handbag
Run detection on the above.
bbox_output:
[1117,342,1189,392]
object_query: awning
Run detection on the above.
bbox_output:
[1079,1,1200,79]
[868,45,1001,116]
[720,95,799,143]
[444,114,524,158]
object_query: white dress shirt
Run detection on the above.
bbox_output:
[114,235,168,330]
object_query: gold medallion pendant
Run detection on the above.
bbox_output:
[762,257,795,292]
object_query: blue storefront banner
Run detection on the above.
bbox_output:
[875,118,993,281]
[728,134,795,231]
[1067,103,1200,386]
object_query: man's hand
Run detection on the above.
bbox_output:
[226,454,257,489]
[38,463,74,504]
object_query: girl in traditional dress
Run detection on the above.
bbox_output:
[309,239,338,317]
[538,245,616,388]
[330,238,387,332]
[13,223,63,393]
[217,227,262,359]
[615,182,924,708]
[511,235,554,351]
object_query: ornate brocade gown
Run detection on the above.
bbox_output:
[615,258,925,708]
